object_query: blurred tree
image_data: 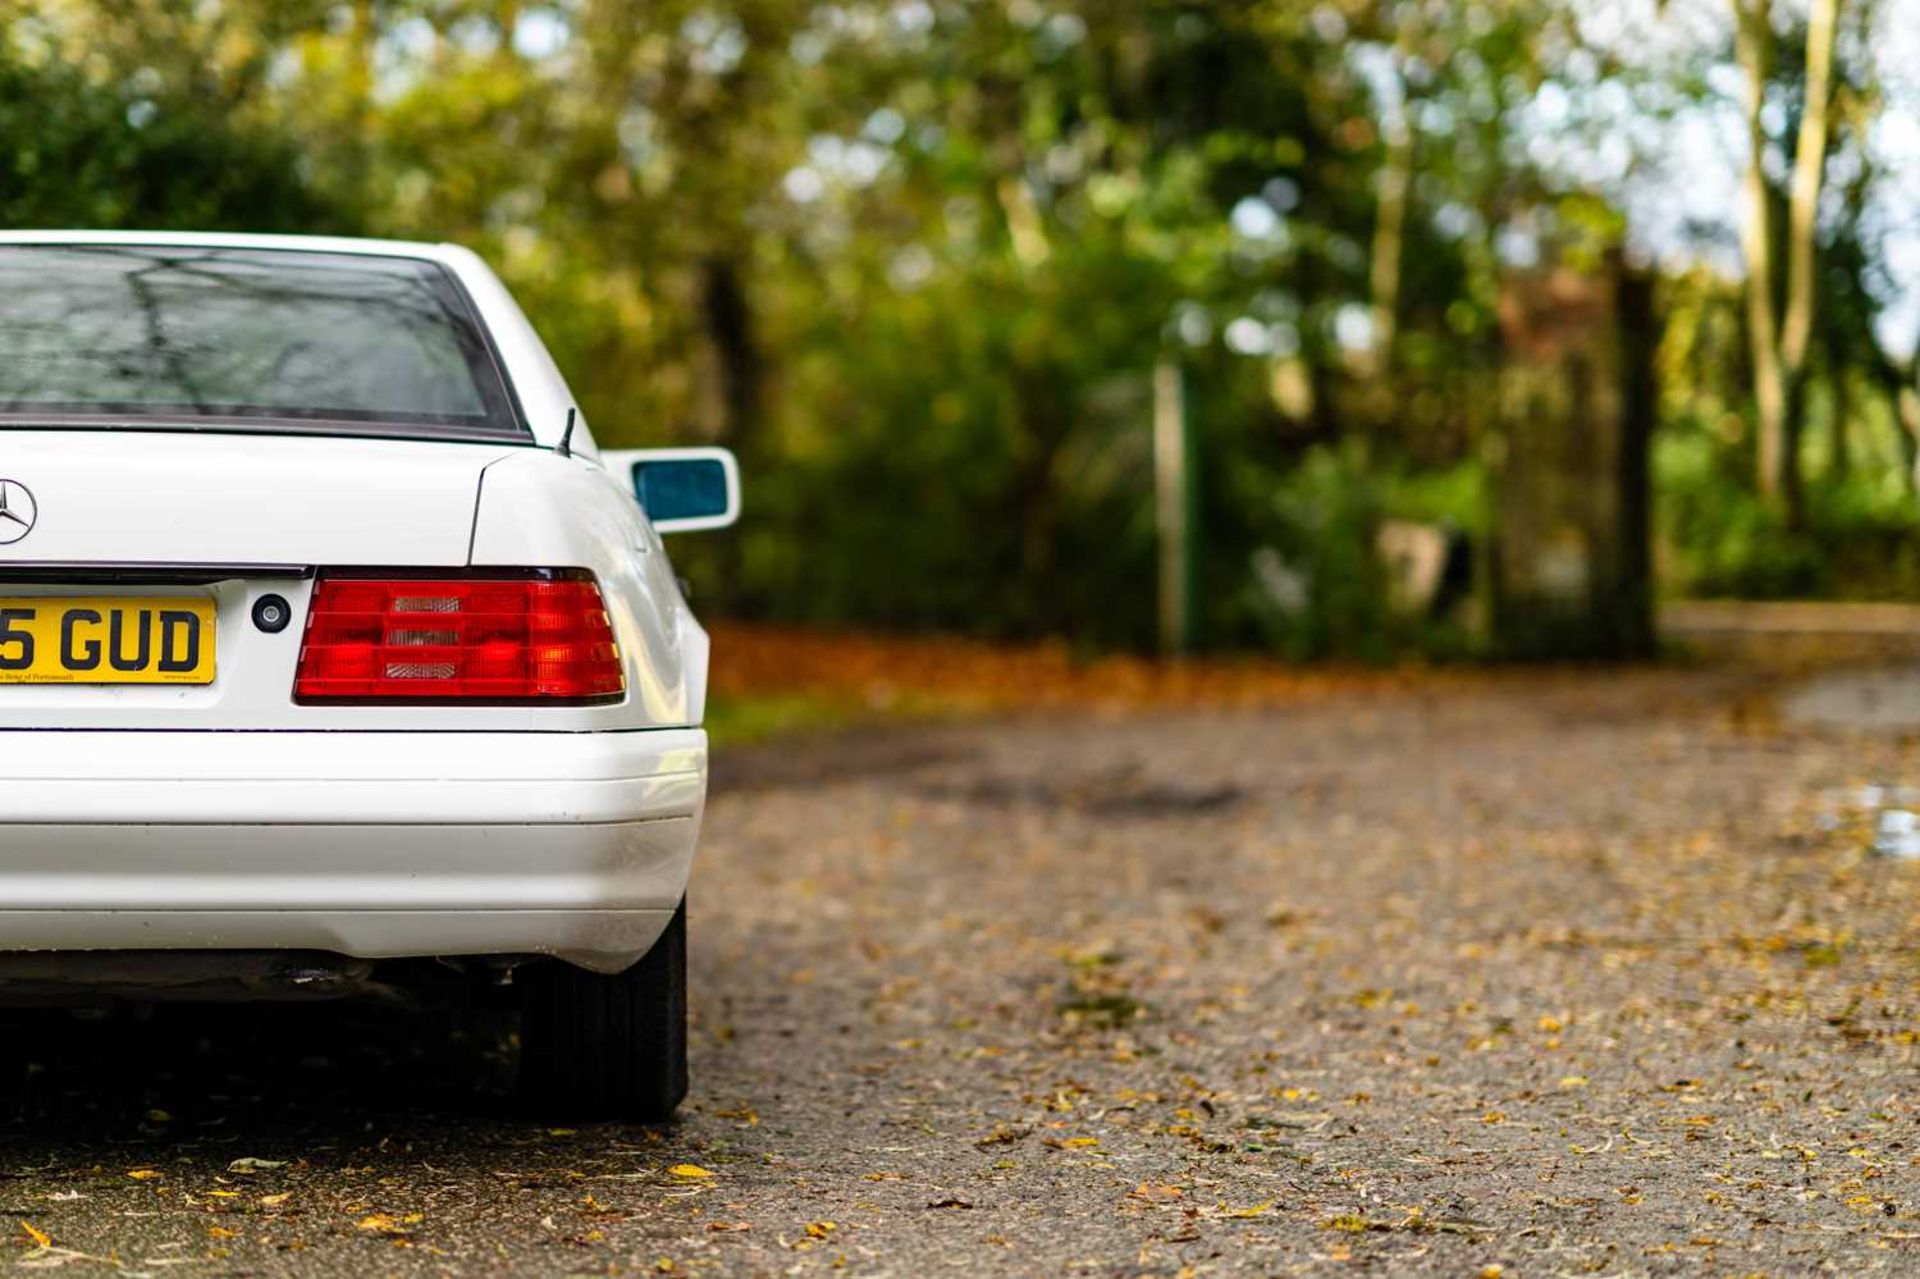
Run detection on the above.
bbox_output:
[1735,0,1842,527]
[0,3,338,231]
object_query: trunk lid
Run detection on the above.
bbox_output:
[0,431,513,567]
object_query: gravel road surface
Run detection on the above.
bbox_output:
[0,666,1915,1276]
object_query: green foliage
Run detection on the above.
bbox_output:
[0,53,337,232]
[1659,427,1920,600]
[703,693,865,747]
[1227,442,1481,661]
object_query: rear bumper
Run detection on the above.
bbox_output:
[0,729,706,973]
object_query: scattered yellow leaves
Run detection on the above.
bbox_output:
[1221,1202,1272,1219]
[1323,1213,1369,1232]
[356,1213,423,1235]
[127,1170,163,1181]
[260,1193,292,1208]
[206,1226,240,1240]
[804,1222,837,1239]
[668,1164,715,1180]
[1041,1132,1102,1151]
[1129,1183,1185,1202]
[19,1221,49,1249]
[1559,1075,1589,1089]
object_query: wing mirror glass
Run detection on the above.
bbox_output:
[613,447,741,533]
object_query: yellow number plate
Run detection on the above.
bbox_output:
[0,597,216,685]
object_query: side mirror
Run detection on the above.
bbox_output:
[602,447,741,533]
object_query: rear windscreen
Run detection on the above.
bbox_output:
[0,245,526,440]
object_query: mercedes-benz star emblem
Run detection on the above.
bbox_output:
[0,480,38,545]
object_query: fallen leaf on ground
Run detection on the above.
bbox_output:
[1129,1183,1185,1201]
[667,1165,714,1180]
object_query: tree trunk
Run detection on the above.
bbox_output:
[1616,265,1657,657]
[1781,0,1839,371]
[1739,0,1839,529]
[699,256,763,456]
[1830,369,1851,480]
[1153,362,1194,658]
[1008,365,1073,635]
[1903,387,1920,492]
[1489,251,1658,660]
[1367,94,1412,377]
[1736,1,1789,509]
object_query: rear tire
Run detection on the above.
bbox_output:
[518,899,687,1121]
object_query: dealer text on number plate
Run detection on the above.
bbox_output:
[0,597,216,685]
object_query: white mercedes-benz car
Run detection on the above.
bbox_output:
[0,231,738,1120]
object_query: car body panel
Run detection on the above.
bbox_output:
[0,430,506,567]
[0,727,704,971]
[469,449,704,729]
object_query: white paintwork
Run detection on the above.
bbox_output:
[0,432,507,566]
[0,231,727,976]
[600,447,744,533]
[0,728,703,971]
[468,449,707,729]
[0,727,706,821]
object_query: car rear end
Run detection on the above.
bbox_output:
[0,235,714,1117]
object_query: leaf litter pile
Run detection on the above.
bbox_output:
[0,656,1915,1275]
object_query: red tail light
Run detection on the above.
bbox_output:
[294,572,624,703]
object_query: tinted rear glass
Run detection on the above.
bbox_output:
[0,245,525,440]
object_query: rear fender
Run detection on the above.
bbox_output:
[468,451,702,729]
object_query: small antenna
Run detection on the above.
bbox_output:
[556,407,577,458]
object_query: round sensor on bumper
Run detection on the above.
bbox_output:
[252,594,293,634]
